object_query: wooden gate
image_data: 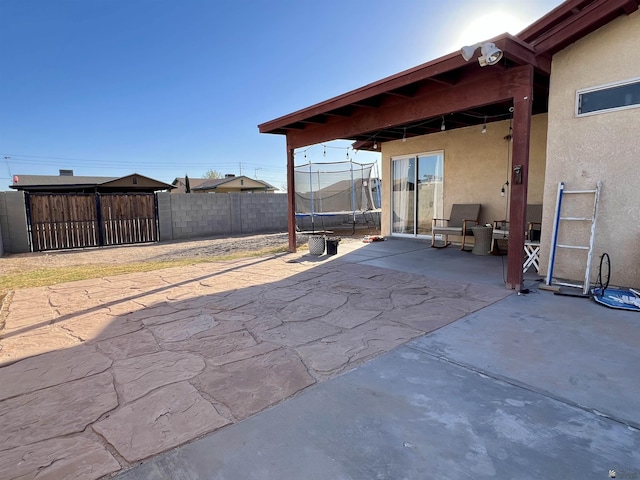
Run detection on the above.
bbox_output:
[26,193,158,252]
[99,194,158,247]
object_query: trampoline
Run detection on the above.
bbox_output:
[591,253,640,311]
[294,160,381,235]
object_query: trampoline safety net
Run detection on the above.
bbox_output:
[294,160,381,215]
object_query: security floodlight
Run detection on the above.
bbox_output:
[479,42,503,66]
[461,44,479,62]
[460,42,503,67]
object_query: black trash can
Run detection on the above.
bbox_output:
[326,237,340,256]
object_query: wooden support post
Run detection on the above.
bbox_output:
[506,65,533,290]
[286,144,297,253]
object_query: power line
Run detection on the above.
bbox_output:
[1,155,287,173]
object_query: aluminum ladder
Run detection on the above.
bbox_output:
[545,181,602,295]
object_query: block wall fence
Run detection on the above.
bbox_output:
[156,192,290,241]
[0,192,353,254]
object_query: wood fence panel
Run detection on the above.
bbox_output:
[99,194,157,246]
[28,194,99,251]
[26,193,157,251]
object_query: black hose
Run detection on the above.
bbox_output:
[594,253,610,297]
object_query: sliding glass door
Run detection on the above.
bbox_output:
[391,152,443,237]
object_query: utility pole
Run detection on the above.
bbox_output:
[4,156,12,178]
[254,168,262,179]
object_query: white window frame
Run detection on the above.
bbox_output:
[575,76,640,117]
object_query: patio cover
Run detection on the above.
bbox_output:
[259,0,640,290]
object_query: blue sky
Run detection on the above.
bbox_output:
[0,0,564,191]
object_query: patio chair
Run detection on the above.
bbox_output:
[491,204,543,253]
[431,204,481,250]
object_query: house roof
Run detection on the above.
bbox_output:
[171,177,209,193]
[12,174,118,187]
[10,173,174,192]
[192,175,276,191]
[172,177,208,186]
[518,0,640,55]
[258,0,639,150]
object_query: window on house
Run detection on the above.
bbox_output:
[577,78,640,116]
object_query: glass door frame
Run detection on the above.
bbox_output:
[390,150,444,238]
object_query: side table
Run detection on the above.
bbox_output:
[523,241,541,273]
[471,226,492,255]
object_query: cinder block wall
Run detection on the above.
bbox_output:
[239,193,289,234]
[157,192,289,241]
[156,192,173,241]
[0,192,30,254]
[0,207,4,256]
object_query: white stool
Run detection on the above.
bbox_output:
[523,242,541,273]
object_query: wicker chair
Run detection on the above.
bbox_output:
[431,204,481,250]
[491,204,543,252]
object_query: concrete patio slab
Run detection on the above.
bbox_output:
[0,435,120,480]
[411,291,640,429]
[1,371,118,450]
[92,381,230,463]
[2,237,638,479]
[1,240,514,478]
[115,343,640,480]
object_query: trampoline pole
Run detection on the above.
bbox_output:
[375,162,382,209]
[350,161,356,234]
[309,162,314,234]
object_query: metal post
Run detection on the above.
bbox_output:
[286,145,297,252]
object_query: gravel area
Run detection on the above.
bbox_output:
[0,231,367,275]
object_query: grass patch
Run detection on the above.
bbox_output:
[0,246,290,291]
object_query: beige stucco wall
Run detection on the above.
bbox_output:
[541,10,640,288]
[380,114,548,239]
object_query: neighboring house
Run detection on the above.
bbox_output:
[170,177,208,193]
[259,0,640,290]
[10,170,174,193]
[190,174,277,193]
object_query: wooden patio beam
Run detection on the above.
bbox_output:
[285,66,529,149]
[506,64,534,291]
[259,51,470,133]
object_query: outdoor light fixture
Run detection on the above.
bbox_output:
[440,116,446,131]
[461,42,503,66]
[482,116,487,134]
[373,138,377,149]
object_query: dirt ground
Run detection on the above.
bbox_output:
[0,230,370,275]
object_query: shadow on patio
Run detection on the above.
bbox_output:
[0,239,512,478]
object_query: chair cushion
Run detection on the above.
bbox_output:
[433,227,463,235]
[492,229,509,239]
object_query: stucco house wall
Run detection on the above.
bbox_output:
[380,114,548,238]
[541,10,640,288]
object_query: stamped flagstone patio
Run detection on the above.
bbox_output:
[0,241,511,479]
